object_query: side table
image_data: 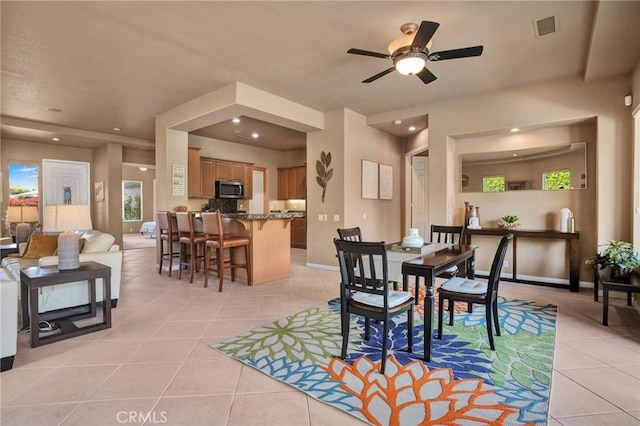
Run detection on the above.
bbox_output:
[20,261,112,347]
[1,244,19,259]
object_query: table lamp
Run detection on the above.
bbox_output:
[7,206,39,245]
[43,205,92,270]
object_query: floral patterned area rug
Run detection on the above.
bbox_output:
[212,295,557,425]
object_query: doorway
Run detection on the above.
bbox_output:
[410,153,429,239]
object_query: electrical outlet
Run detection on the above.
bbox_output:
[503,260,509,268]
[362,213,367,220]
[333,214,340,222]
[317,214,324,221]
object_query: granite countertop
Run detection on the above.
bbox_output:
[222,212,305,220]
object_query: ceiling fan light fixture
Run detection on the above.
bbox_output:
[394,53,426,75]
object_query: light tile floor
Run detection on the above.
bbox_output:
[1,246,639,425]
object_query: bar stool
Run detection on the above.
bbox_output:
[201,211,252,292]
[157,211,180,277]
[176,212,207,283]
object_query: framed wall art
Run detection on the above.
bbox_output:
[379,163,393,200]
[362,159,378,199]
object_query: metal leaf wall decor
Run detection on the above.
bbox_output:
[316,151,333,203]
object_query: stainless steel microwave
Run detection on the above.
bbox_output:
[215,180,244,199]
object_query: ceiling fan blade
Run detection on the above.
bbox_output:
[428,45,484,61]
[411,21,440,49]
[347,48,390,59]
[416,67,437,85]
[362,67,396,83]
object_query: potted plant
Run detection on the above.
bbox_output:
[498,215,520,229]
[585,240,640,279]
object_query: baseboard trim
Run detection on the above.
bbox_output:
[306,263,339,272]
[1,355,15,372]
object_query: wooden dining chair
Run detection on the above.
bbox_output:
[337,227,363,242]
[176,212,207,283]
[157,211,180,277]
[431,225,465,278]
[437,233,513,350]
[334,238,414,374]
[201,211,252,292]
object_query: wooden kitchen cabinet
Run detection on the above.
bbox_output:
[244,165,253,199]
[291,217,307,248]
[277,165,306,200]
[188,148,253,199]
[199,158,215,198]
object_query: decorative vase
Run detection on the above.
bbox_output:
[402,228,424,248]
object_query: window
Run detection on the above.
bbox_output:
[482,175,505,192]
[122,180,142,221]
[7,163,39,234]
[542,169,571,190]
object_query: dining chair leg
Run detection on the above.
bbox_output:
[218,247,225,292]
[189,242,196,283]
[364,317,370,340]
[178,243,185,280]
[381,319,389,374]
[437,293,445,340]
[492,299,501,336]
[204,245,211,288]
[340,313,350,359]
[448,298,455,326]
[158,240,164,275]
[168,241,174,278]
[245,245,252,285]
[467,302,473,313]
[603,286,609,326]
[628,292,633,306]
[407,308,413,352]
[485,303,495,350]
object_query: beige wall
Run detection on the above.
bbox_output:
[306,108,403,267]
[410,75,632,283]
[93,143,123,246]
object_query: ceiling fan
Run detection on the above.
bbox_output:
[347,21,483,84]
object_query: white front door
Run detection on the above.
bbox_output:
[411,155,429,240]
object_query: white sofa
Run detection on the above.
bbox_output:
[1,268,18,372]
[1,230,123,314]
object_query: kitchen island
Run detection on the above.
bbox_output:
[221,212,303,285]
[165,211,304,285]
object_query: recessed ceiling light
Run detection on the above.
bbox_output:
[394,120,402,125]
[139,167,148,171]
[408,126,416,131]
[510,128,520,133]
[45,108,61,113]
[512,154,518,157]
[251,132,259,139]
[232,118,240,124]
[112,127,121,132]
[52,137,60,141]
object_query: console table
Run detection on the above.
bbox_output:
[20,261,112,347]
[465,228,580,292]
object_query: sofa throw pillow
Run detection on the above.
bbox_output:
[81,230,115,253]
[22,234,59,259]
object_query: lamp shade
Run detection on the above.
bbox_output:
[43,205,92,271]
[43,205,92,233]
[21,206,39,222]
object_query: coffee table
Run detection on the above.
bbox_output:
[20,261,112,347]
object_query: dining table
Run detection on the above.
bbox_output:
[400,243,478,361]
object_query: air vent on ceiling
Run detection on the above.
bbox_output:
[534,16,556,37]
